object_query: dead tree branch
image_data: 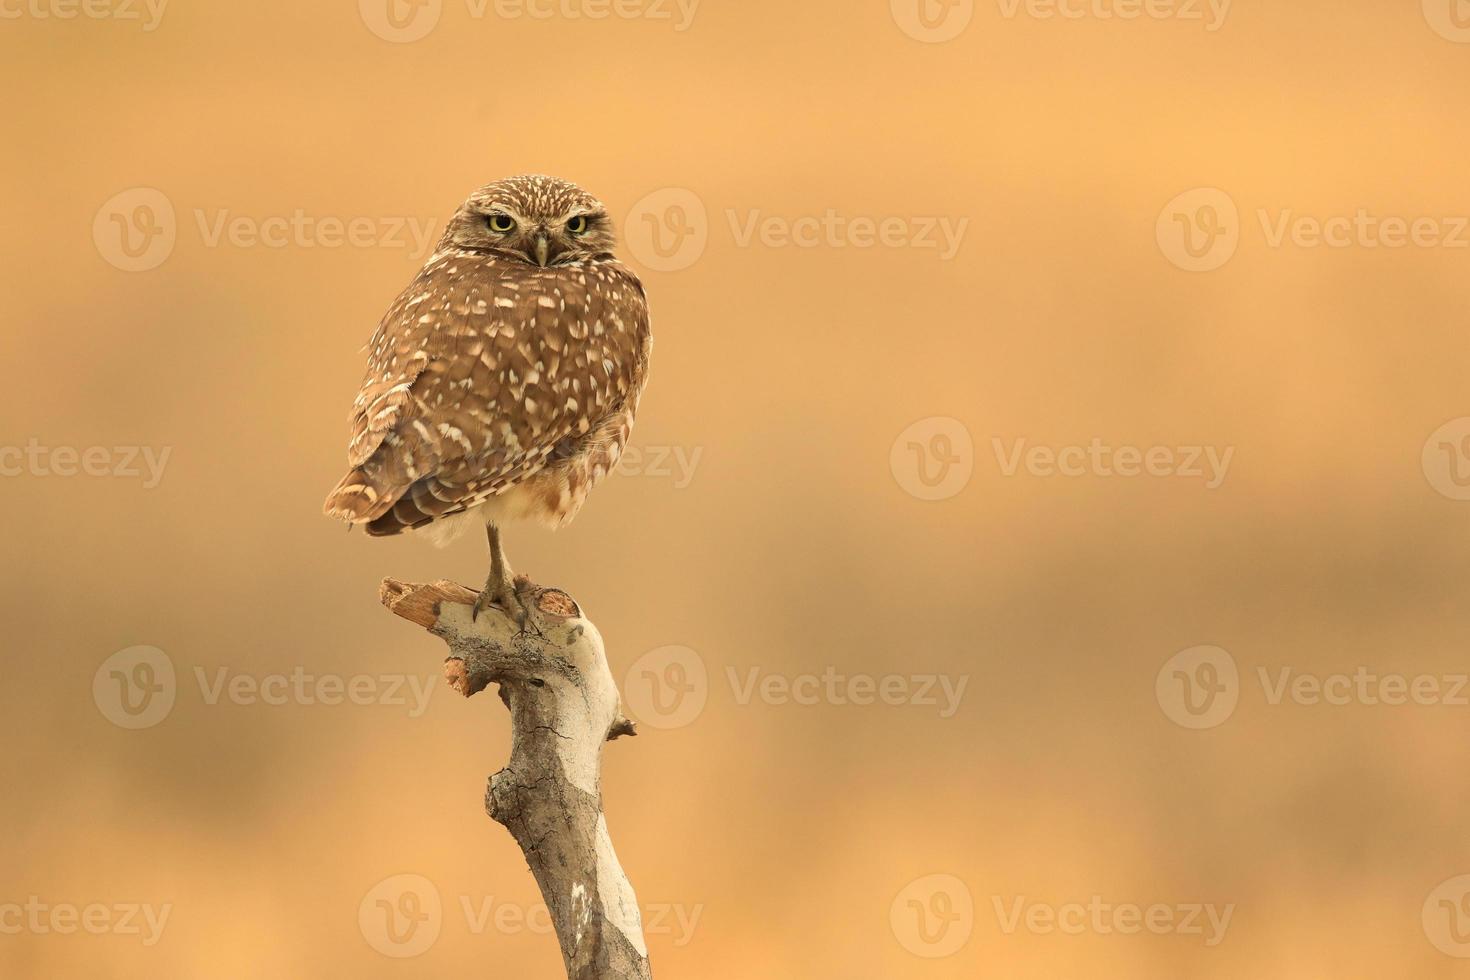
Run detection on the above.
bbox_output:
[380,577,650,979]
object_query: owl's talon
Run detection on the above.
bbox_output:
[470,589,494,623]
[508,588,543,636]
[471,580,535,632]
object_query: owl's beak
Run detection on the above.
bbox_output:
[533,234,550,268]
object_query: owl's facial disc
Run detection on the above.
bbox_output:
[443,185,615,266]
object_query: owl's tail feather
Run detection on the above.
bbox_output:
[323,467,400,527]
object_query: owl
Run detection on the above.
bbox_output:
[323,175,653,623]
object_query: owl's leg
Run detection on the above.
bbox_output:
[472,522,532,627]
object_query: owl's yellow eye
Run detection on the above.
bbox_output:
[487,213,516,234]
[566,216,590,235]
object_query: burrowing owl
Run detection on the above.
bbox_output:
[324,175,652,622]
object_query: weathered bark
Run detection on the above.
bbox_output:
[379,578,651,980]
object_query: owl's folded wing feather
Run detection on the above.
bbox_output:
[323,252,650,535]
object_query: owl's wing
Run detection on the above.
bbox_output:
[323,252,651,534]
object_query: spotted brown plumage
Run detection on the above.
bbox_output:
[324,175,652,621]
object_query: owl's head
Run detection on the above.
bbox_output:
[442,175,616,267]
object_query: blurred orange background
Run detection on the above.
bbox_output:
[4,0,1470,976]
